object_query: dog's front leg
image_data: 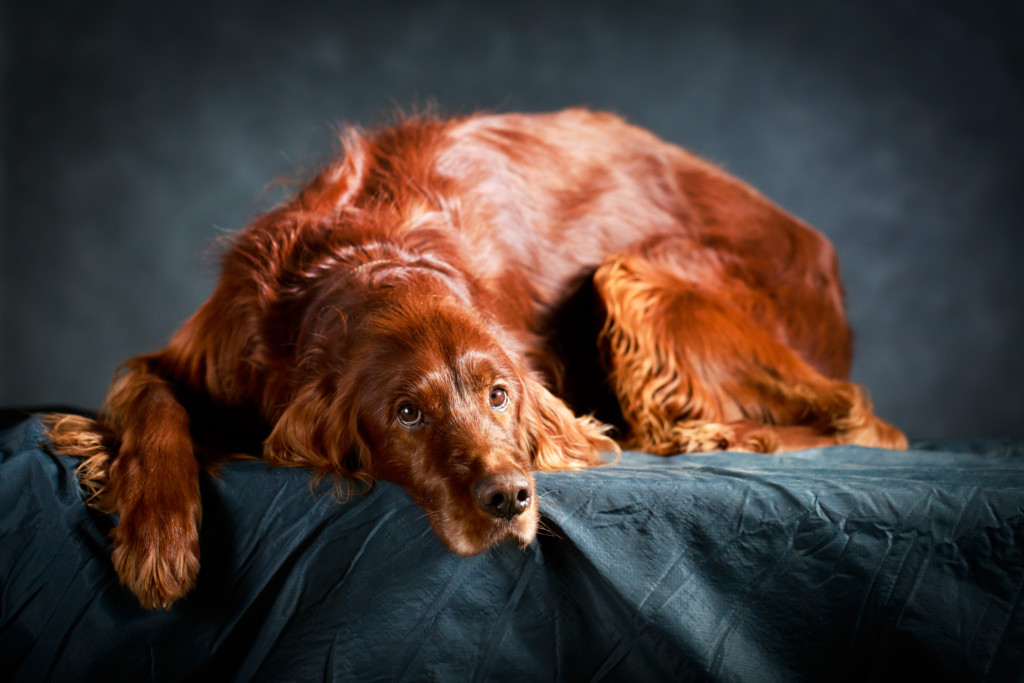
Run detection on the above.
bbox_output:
[99,358,202,610]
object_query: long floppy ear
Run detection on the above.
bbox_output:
[521,374,619,471]
[263,379,373,495]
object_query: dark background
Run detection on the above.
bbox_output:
[2,0,1022,440]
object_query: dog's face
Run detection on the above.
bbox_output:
[351,310,540,555]
[265,277,612,556]
[266,288,544,555]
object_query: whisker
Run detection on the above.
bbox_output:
[535,517,563,542]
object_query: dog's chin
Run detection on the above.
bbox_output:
[428,504,540,557]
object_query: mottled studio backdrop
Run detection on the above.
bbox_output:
[2,0,1022,439]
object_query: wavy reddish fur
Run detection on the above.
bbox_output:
[47,108,905,609]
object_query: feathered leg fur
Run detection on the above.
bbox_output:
[594,239,907,454]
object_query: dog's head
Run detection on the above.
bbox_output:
[264,271,613,555]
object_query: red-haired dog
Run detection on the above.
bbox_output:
[48,109,906,609]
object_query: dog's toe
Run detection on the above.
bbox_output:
[111,508,200,610]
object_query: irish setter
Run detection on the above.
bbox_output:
[48,108,906,609]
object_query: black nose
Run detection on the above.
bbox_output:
[474,474,532,520]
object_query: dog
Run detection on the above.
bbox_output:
[47,108,907,609]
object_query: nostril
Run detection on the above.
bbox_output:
[513,486,530,511]
[486,490,507,510]
[474,475,532,520]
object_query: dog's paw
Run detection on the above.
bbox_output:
[630,421,741,454]
[111,504,201,610]
[637,421,780,454]
[671,422,739,453]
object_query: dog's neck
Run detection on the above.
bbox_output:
[346,258,403,278]
[340,243,478,305]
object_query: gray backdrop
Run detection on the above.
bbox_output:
[3,0,1022,440]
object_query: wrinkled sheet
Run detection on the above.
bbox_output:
[2,414,1023,681]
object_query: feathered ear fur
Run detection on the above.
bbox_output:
[263,379,374,496]
[520,374,619,471]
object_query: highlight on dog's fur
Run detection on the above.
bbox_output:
[46,108,906,609]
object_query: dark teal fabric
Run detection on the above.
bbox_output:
[2,414,1022,681]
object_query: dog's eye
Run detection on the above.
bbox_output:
[489,387,509,411]
[397,403,423,427]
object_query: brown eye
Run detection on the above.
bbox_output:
[397,403,423,427]
[489,387,509,411]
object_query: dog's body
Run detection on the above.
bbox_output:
[49,108,906,609]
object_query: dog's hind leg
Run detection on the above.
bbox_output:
[593,238,906,454]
